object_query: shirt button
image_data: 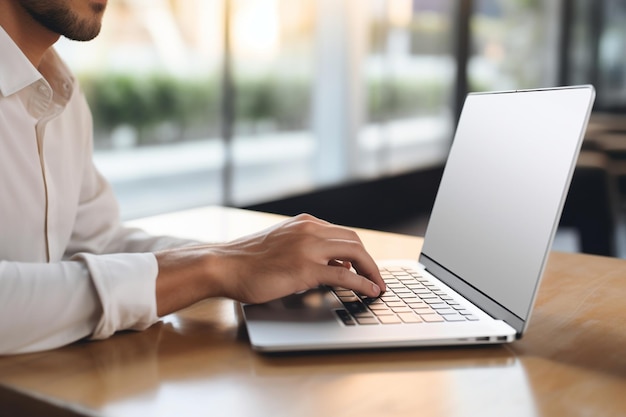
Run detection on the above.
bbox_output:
[38,84,51,98]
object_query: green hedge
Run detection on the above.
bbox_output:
[80,74,221,145]
[368,77,447,120]
[79,73,447,147]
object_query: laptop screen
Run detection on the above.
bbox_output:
[420,86,595,325]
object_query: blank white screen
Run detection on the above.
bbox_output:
[422,86,594,319]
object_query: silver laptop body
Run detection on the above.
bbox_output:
[242,85,596,352]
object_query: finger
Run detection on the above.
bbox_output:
[328,260,351,269]
[314,240,385,292]
[314,264,382,298]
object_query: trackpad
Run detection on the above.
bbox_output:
[244,287,341,323]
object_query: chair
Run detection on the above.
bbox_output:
[560,150,619,257]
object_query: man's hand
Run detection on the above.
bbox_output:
[154,214,385,316]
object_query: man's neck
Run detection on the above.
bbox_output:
[0,1,60,68]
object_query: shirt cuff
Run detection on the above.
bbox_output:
[72,252,159,340]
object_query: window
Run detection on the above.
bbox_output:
[469,0,559,91]
[58,0,458,219]
[562,0,626,110]
[228,0,316,205]
[567,0,595,87]
[58,0,615,221]
[361,0,456,176]
[57,0,224,218]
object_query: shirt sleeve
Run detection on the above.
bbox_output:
[72,252,159,341]
[0,156,196,356]
[56,168,199,353]
[0,253,158,354]
[0,56,199,355]
[0,206,192,355]
[0,225,192,354]
[55,93,200,352]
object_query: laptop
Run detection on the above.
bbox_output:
[242,85,596,352]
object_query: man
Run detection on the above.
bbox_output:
[0,0,385,354]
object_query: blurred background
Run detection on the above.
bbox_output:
[56,0,626,258]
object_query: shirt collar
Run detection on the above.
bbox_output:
[0,24,74,101]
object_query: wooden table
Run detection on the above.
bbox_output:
[1,206,624,417]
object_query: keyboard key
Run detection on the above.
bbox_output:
[420,314,445,323]
[385,301,407,308]
[368,303,391,310]
[397,293,418,300]
[443,314,467,322]
[335,309,355,326]
[407,302,430,308]
[424,299,445,305]
[391,305,413,313]
[437,310,460,315]
[343,301,368,314]
[419,294,440,300]
[356,317,379,325]
[406,302,429,310]
[398,312,422,323]
[378,315,402,324]
[405,284,424,290]
[372,309,396,316]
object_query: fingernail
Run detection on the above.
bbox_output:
[372,283,381,295]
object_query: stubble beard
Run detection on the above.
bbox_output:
[20,0,106,42]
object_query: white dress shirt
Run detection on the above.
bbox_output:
[0,26,193,354]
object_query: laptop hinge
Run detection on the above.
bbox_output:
[419,253,525,336]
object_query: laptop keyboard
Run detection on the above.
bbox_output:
[332,266,480,326]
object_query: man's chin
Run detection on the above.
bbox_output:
[63,23,102,42]
[90,0,108,13]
